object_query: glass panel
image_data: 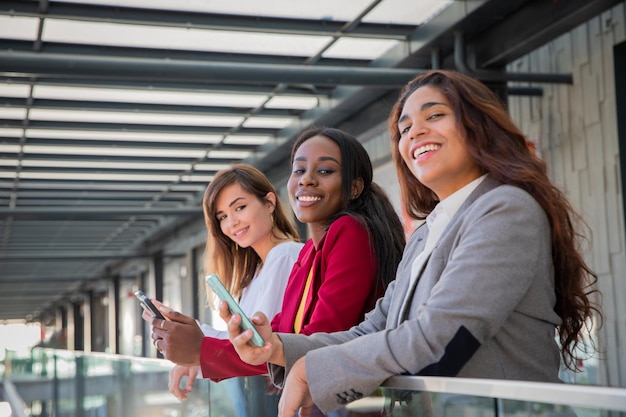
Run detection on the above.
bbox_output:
[54,0,453,24]
[323,38,399,60]
[55,0,373,21]
[4,349,625,417]
[363,0,454,25]
[43,19,333,57]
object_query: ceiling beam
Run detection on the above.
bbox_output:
[0,51,425,87]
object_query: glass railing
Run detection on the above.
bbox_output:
[2,348,625,417]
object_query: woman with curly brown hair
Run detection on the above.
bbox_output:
[224,70,602,417]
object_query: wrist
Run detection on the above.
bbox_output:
[269,333,285,366]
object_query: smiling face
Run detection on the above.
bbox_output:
[397,85,482,200]
[287,135,344,242]
[214,182,275,257]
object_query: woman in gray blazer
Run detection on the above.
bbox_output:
[222,70,602,417]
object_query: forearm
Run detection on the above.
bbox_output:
[199,336,269,381]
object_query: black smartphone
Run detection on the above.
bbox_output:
[205,273,265,347]
[134,290,166,320]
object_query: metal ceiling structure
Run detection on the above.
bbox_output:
[0,0,621,322]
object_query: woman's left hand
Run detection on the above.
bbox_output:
[278,357,314,417]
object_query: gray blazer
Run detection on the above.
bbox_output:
[272,175,563,414]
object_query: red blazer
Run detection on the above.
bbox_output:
[199,215,380,381]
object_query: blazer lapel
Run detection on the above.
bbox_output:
[390,175,502,326]
[387,223,428,328]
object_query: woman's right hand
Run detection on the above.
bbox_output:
[169,365,198,401]
[151,306,204,366]
[219,301,283,366]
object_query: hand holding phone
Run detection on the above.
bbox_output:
[205,273,265,347]
[134,290,166,321]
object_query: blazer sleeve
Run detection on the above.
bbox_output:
[268,278,399,386]
[199,336,268,382]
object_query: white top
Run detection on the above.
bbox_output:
[199,240,304,338]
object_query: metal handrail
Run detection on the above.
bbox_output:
[382,376,626,411]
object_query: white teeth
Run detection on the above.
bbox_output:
[297,195,321,202]
[413,144,440,158]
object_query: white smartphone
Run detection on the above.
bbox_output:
[134,290,166,321]
[205,273,265,347]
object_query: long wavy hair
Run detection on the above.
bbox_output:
[388,70,601,371]
[202,164,299,298]
[291,127,405,292]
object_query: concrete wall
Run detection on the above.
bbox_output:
[507,2,626,387]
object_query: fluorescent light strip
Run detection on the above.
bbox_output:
[0,16,40,41]
[11,159,230,171]
[23,145,207,159]
[0,145,21,153]
[16,172,182,181]
[11,171,215,183]
[0,128,25,138]
[242,117,293,129]
[207,150,252,159]
[265,96,319,110]
[0,83,31,98]
[28,109,245,127]
[223,135,272,145]
[25,129,223,144]
[33,85,270,107]
[19,160,192,170]
[0,108,28,119]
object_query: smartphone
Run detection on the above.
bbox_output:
[134,290,166,321]
[205,273,265,347]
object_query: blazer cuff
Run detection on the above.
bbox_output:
[268,363,286,388]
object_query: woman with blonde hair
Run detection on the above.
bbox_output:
[144,163,302,409]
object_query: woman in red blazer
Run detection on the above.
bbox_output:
[150,127,405,382]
